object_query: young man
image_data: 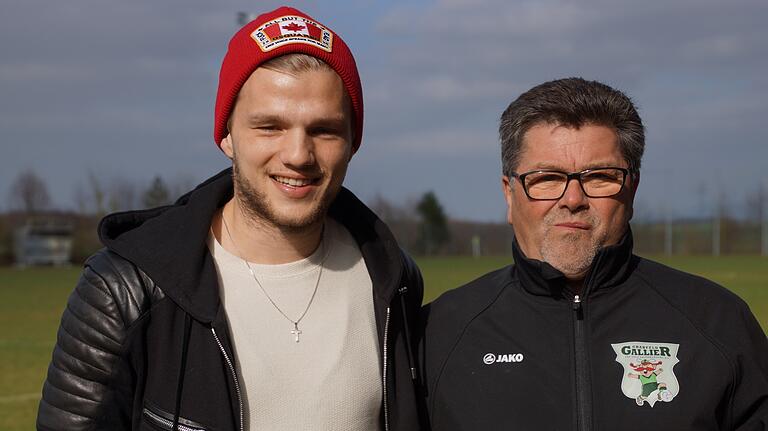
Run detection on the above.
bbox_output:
[420,78,768,430]
[37,7,423,430]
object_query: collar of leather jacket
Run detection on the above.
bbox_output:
[97,168,405,323]
[511,228,637,299]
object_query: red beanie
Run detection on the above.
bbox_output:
[214,6,364,151]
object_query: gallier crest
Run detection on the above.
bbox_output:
[611,341,680,407]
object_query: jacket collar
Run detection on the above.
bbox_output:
[511,228,636,299]
[98,168,404,323]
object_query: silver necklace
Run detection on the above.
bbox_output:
[221,214,327,343]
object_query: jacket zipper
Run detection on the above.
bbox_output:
[572,295,591,431]
[143,407,206,431]
[211,328,244,431]
[382,306,391,431]
[398,286,417,382]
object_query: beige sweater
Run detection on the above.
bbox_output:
[208,219,382,431]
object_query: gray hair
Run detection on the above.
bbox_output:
[499,77,645,177]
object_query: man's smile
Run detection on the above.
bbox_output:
[270,175,320,188]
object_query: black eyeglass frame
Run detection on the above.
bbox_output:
[509,167,630,200]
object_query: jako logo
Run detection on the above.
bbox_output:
[483,353,524,365]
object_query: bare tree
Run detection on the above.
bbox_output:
[142,176,172,208]
[72,172,108,215]
[369,193,400,225]
[88,171,107,216]
[747,181,768,256]
[9,169,51,213]
[73,182,90,215]
[746,185,765,224]
[107,178,140,212]
[168,174,197,202]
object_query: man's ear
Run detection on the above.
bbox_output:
[501,175,515,226]
[627,171,640,221]
[221,133,235,160]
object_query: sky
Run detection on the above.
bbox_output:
[1,0,766,222]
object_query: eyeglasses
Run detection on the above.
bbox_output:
[510,167,629,200]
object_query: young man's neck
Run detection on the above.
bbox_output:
[211,200,325,265]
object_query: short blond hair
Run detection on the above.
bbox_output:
[227,54,353,137]
[261,53,332,74]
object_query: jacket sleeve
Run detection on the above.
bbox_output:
[730,305,768,430]
[36,250,157,430]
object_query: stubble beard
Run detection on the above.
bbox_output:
[231,157,338,234]
[539,210,607,278]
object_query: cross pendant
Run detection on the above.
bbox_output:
[290,323,302,343]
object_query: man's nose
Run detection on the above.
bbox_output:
[280,130,315,168]
[559,178,589,211]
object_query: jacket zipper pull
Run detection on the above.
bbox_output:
[573,295,584,320]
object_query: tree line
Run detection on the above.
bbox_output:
[8,169,192,216]
[1,169,458,264]
[2,169,767,265]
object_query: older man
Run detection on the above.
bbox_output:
[420,78,768,430]
[37,7,423,431]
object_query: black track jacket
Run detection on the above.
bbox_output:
[421,232,768,430]
[37,168,424,431]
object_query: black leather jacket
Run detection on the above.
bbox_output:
[37,169,424,431]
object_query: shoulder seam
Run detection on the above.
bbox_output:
[634,268,737,427]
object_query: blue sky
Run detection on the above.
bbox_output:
[1,0,766,221]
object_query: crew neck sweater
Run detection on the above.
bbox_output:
[208,219,382,431]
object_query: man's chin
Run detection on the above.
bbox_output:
[246,198,324,228]
[541,239,599,276]
[552,228,592,241]
[271,211,325,231]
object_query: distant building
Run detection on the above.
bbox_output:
[14,219,74,266]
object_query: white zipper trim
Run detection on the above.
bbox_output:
[143,407,205,431]
[211,327,244,431]
[382,306,391,431]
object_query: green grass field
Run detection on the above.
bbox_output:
[1,255,766,430]
[0,268,80,431]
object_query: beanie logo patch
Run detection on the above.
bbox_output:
[251,16,333,53]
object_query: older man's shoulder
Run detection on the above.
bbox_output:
[633,257,761,336]
[634,257,747,306]
[423,265,514,327]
